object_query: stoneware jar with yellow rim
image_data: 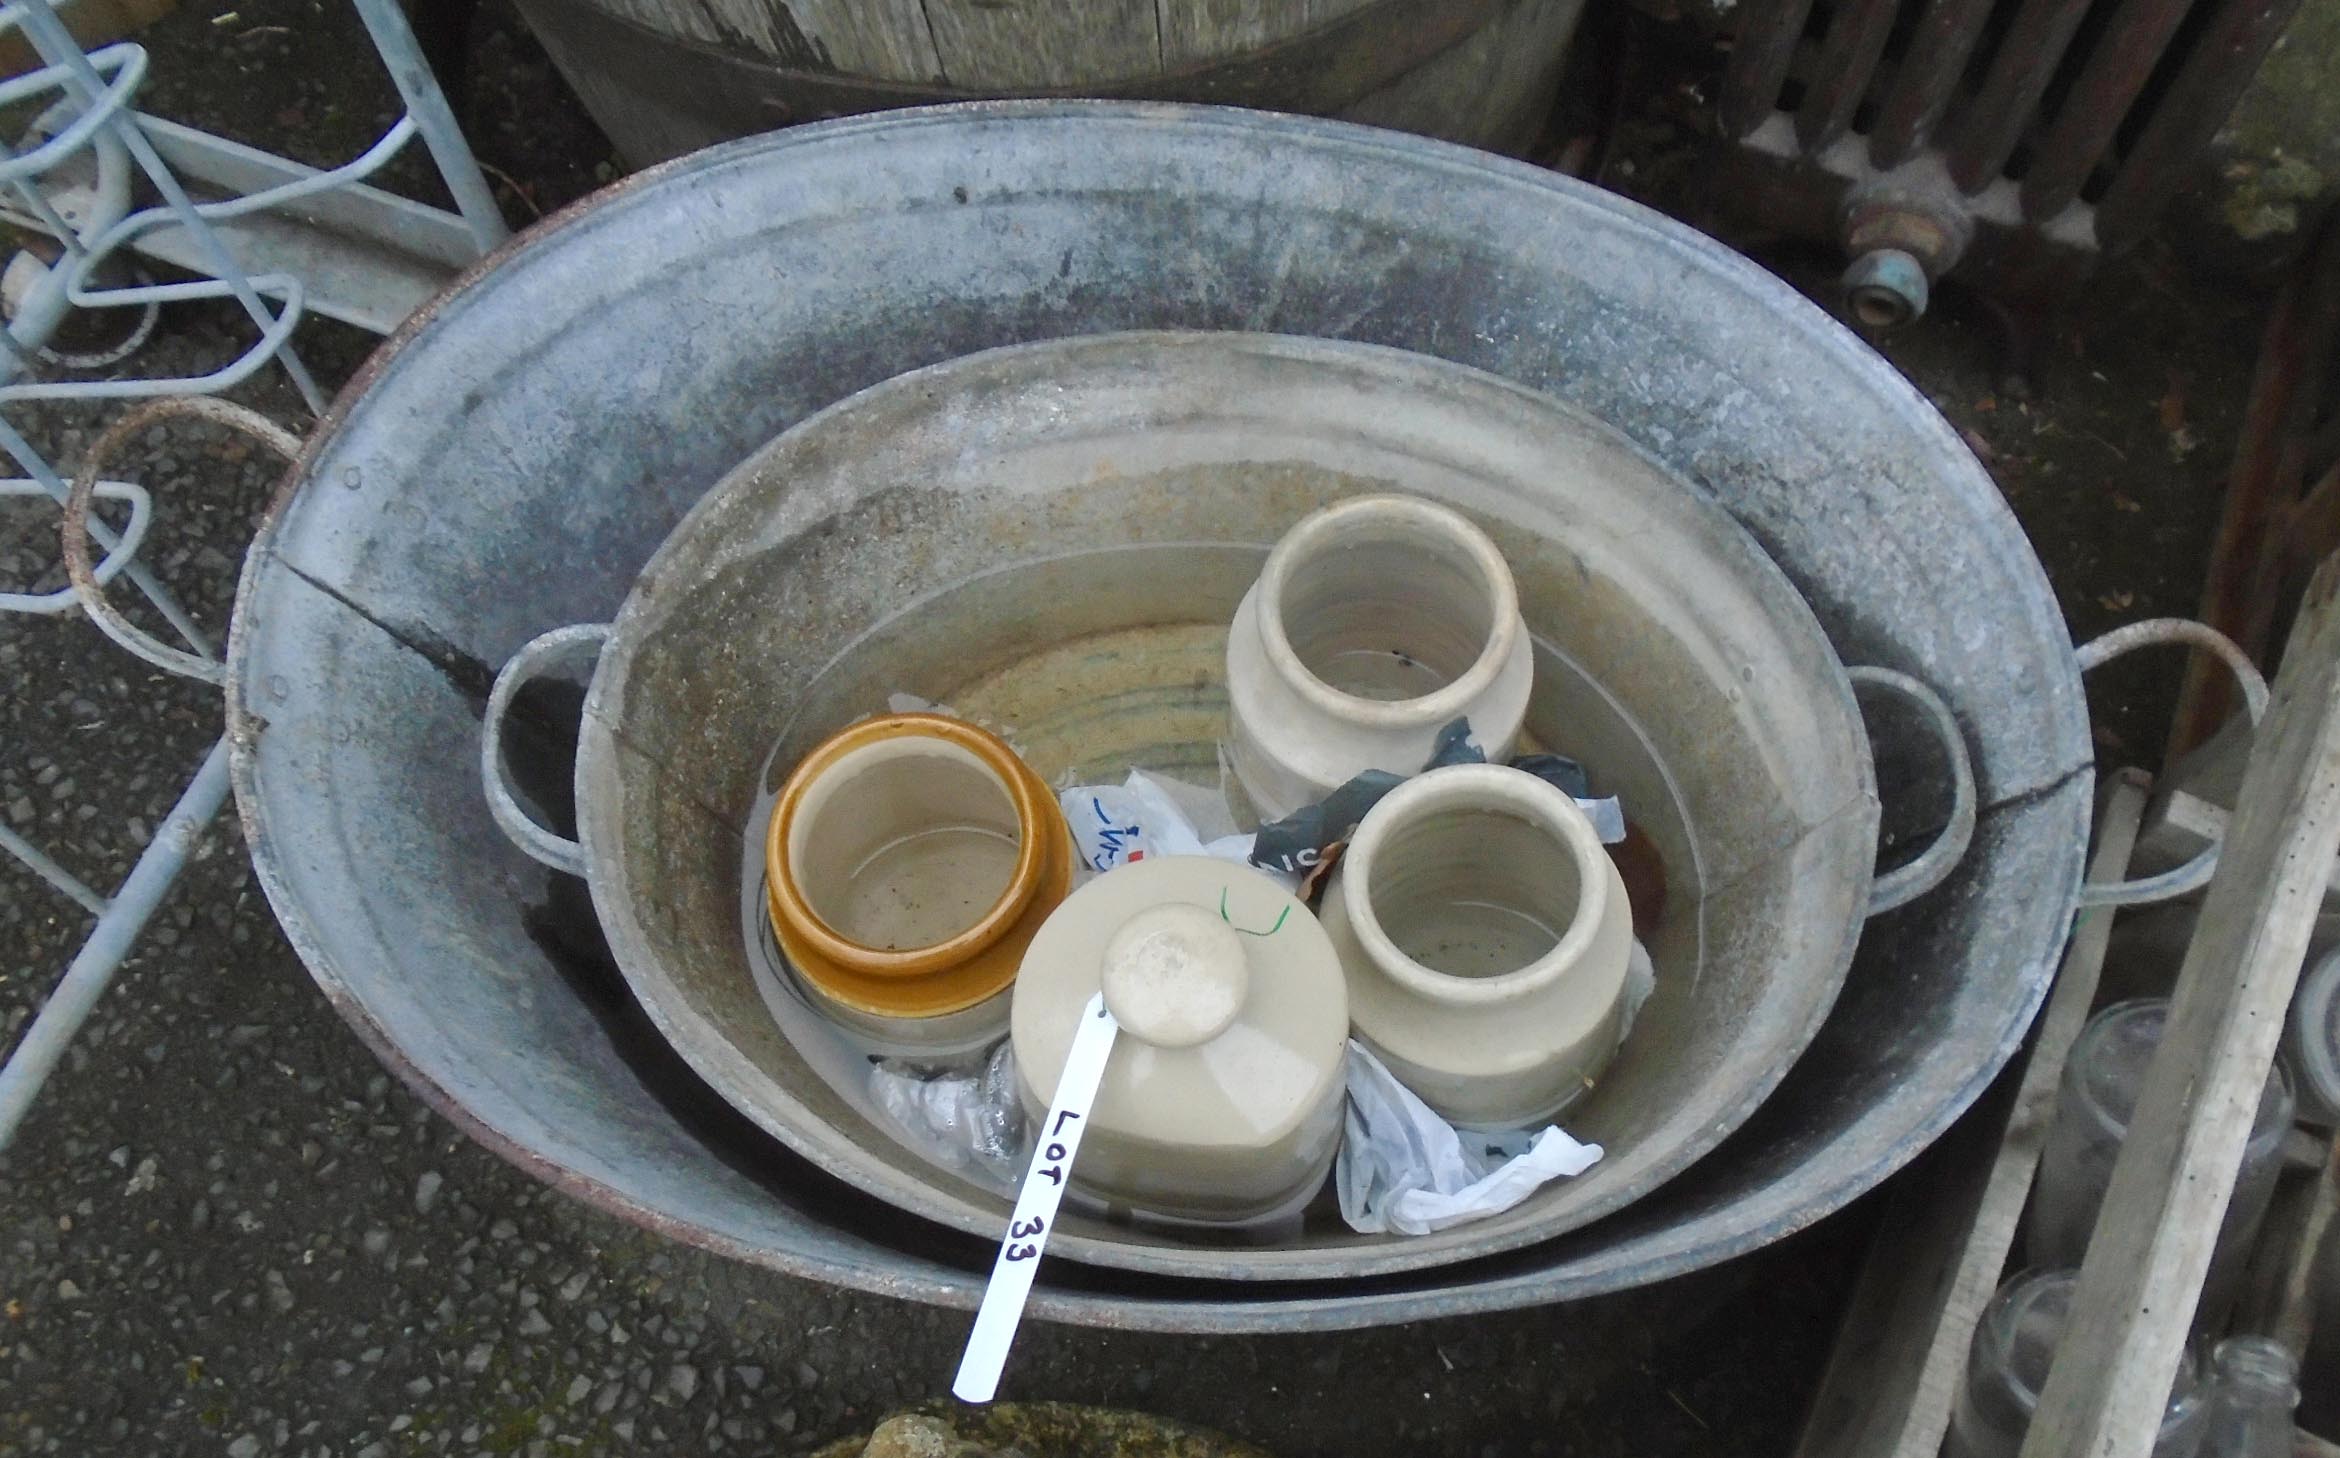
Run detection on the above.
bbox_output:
[765,712,1073,1055]
[1012,856,1349,1227]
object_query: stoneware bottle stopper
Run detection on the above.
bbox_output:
[1012,856,1349,1224]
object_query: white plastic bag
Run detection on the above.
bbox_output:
[867,1040,1027,1188]
[1619,937,1657,1041]
[1337,1042,1604,1236]
[1060,770,1259,874]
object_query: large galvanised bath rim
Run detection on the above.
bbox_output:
[231,102,2142,1329]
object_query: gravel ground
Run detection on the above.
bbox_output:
[0,5,2269,1455]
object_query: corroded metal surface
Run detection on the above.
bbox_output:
[226,103,2089,1331]
[2171,211,2340,757]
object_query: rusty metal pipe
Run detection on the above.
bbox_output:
[1948,0,2099,191]
[1720,0,1821,139]
[2169,214,2340,759]
[1844,247,1932,326]
[1797,0,1900,152]
[2019,0,2201,221]
[1868,0,2002,168]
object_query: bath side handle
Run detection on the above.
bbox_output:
[480,622,609,878]
[1851,666,1978,917]
[2069,619,2269,907]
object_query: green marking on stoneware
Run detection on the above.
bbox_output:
[1218,885,1288,937]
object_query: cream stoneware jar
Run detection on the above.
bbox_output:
[1321,762,1633,1128]
[1012,856,1349,1225]
[1225,493,1534,819]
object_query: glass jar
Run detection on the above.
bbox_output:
[2025,998,2295,1324]
[2201,1336,2299,1458]
[1948,1268,2208,1458]
[2287,946,2340,1127]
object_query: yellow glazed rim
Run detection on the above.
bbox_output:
[764,713,1071,1019]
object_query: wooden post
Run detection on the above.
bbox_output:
[1793,773,2150,1458]
[2169,217,2340,761]
[2023,555,2340,1458]
[2272,1134,2340,1355]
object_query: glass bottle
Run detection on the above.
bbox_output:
[1948,1268,2208,1458]
[2201,1336,2299,1458]
[2025,998,2295,1325]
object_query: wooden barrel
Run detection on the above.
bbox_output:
[512,0,1584,167]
